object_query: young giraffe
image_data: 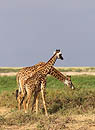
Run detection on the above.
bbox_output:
[16,62,75,111]
[31,73,75,113]
[21,50,63,115]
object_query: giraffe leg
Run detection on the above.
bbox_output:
[36,93,39,115]
[16,89,24,111]
[31,92,40,115]
[17,93,22,110]
[21,81,27,111]
[41,83,48,116]
[25,91,32,113]
[23,99,26,112]
[16,79,21,110]
[17,91,26,111]
[16,89,20,110]
[17,80,24,110]
[19,80,27,111]
[31,92,38,111]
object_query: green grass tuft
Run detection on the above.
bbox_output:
[0,76,17,93]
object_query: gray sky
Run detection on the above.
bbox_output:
[0,0,95,67]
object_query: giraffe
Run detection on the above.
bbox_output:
[20,50,63,115]
[31,74,75,114]
[16,63,75,111]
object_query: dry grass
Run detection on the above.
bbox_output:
[0,74,95,129]
[56,66,95,72]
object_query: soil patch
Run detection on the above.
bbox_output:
[0,107,95,130]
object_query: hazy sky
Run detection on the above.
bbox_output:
[0,0,95,67]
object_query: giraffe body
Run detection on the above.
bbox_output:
[17,62,74,96]
[16,63,75,112]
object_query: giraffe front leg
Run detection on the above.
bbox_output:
[41,84,48,116]
[31,92,38,111]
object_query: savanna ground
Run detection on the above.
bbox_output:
[0,67,95,130]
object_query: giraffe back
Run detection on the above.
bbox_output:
[17,62,75,91]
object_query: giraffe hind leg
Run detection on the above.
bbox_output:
[18,80,26,110]
[16,92,22,110]
[25,94,31,113]
[16,79,22,110]
[31,92,40,115]
[24,89,33,113]
[16,89,23,110]
[20,90,27,106]
[31,92,37,111]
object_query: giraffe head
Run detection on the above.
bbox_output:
[54,49,64,60]
[64,75,75,90]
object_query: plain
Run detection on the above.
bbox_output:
[0,67,95,130]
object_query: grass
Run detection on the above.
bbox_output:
[0,75,95,108]
[47,75,95,89]
[0,76,16,93]
[0,75,95,129]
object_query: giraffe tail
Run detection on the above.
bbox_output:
[20,91,27,106]
[16,89,19,100]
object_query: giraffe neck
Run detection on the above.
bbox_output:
[49,67,66,82]
[37,53,57,76]
[36,62,67,82]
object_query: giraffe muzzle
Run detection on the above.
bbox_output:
[71,84,75,90]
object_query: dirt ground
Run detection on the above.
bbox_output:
[0,107,95,130]
[0,72,17,76]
